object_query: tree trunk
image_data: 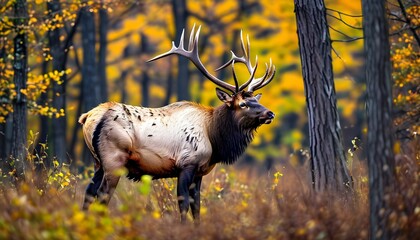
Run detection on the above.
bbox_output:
[164,68,174,106]
[69,85,82,161]
[172,0,189,101]
[81,5,100,166]
[10,0,28,182]
[294,0,352,193]
[35,59,50,170]
[0,45,6,164]
[48,0,67,164]
[141,71,150,107]
[140,33,150,106]
[98,2,108,102]
[362,0,396,239]
[0,123,5,162]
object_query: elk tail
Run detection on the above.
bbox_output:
[79,113,89,125]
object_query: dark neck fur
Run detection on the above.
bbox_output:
[208,105,255,165]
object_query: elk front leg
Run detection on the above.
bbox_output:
[189,176,202,223]
[177,165,197,223]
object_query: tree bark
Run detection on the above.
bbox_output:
[140,33,150,106]
[35,59,50,170]
[172,0,190,101]
[10,0,28,182]
[294,0,352,193]
[81,5,101,166]
[141,71,150,107]
[362,0,396,239]
[98,2,108,102]
[48,0,67,164]
[0,45,7,164]
[163,67,174,106]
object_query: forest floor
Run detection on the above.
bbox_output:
[0,155,418,240]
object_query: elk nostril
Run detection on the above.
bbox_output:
[267,111,275,119]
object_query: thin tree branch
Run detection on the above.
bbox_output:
[331,37,364,43]
[390,25,420,37]
[326,8,363,18]
[329,25,364,42]
[389,17,409,23]
[388,12,407,22]
[61,9,81,54]
[66,68,80,82]
[327,13,363,30]
[0,18,14,28]
[109,2,139,28]
[331,45,344,61]
[396,0,420,46]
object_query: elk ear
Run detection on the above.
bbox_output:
[254,93,262,101]
[216,88,233,107]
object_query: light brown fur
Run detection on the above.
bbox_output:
[80,26,275,222]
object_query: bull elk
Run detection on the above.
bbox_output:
[79,25,275,222]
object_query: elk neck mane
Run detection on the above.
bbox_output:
[208,104,255,165]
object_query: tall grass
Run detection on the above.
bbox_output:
[0,144,418,239]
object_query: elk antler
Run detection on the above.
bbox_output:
[247,58,276,92]
[147,25,276,94]
[216,31,276,92]
[147,24,236,93]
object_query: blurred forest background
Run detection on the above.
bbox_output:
[1,0,370,170]
[0,0,419,239]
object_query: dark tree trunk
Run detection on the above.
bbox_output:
[48,0,67,164]
[294,0,352,193]
[81,5,100,166]
[362,0,396,239]
[81,7,100,111]
[0,123,5,162]
[172,0,189,101]
[120,70,129,103]
[163,68,174,106]
[1,118,13,172]
[0,45,6,163]
[69,85,82,161]
[139,33,150,106]
[141,71,150,107]
[10,0,28,181]
[35,59,50,170]
[98,2,108,102]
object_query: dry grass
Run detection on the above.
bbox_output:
[0,154,418,240]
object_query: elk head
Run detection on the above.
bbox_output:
[148,24,276,129]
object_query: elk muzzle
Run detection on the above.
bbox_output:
[259,110,275,124]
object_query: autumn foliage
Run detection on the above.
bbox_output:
[0,0,419,239]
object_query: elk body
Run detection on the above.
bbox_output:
[79,25,275,222]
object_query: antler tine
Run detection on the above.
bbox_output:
[231,60,239,93]
[216,31,253,73]
[188,24,196,51]
[248,58,276,92]
[240,30,247,59]
[255,63,276,90]
[215,31,267,92]
[147,25,236,93]
[179,29,185,50]
[238,57,258,91]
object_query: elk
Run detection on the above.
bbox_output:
[79,25,275,222]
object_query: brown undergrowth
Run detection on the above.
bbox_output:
[0,150,418,239]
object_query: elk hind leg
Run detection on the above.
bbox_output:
[97,172,120,206]
[83,167,104,210]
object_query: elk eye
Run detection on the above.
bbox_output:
[239,101,247,109]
